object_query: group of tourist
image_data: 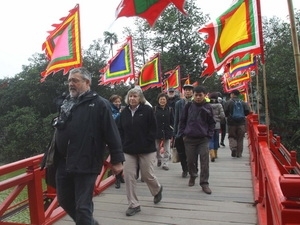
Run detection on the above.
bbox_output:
[49,67,250,224]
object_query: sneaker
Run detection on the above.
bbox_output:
[126,206,141,216]
[202,185,212,194]
[157,161,162,167]
[154,186,163,204]
[220,142,225,147]
[188,176,196,186]
[162,165,169,170]
[231,150,237,157]
[182,171,188,178]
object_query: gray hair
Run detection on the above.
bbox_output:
[125,87,147,105]
[69,67,92,85]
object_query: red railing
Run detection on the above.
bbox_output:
[247,113,300,225]
[0,155,115,225]
[1,115,300,225]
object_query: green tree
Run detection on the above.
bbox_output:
[103,31,118,58]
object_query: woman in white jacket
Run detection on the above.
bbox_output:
[208,92,225,162]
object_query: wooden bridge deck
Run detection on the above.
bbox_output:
[55,136,257,225]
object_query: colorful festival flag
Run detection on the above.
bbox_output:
[138,53,161,90]
[221,72,249,93]
[116,0,187,27]
[164,65,180,91]
[41,4,82,81]
[224,53,256,77]
[198,0,264,77]
[225,71,251,86]
[99,36,135,85]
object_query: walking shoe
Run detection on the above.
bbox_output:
[220,142,225,147]
[126,206,141,216]
[154,186,163,204]
[188,176,196,186]
[162,165,169,170]
[202,185,212,194]
[115,179,121,189]
[231,150,237,157]
[157,161,162,167]
[182,171,188,178]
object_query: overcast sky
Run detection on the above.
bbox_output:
[0,0,299,79]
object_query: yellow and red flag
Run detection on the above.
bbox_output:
[116,0,187,27]
[138,53,161,90]
[164,65,180,91]
[41,4,82,81]
[198,0,264,77]
[224,53,256,77]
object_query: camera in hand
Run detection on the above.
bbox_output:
[52,117,66,130]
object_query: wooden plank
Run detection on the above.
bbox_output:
[55,136,257,225]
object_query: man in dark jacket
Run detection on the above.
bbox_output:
[173,84,194,177]
[224,90,250,158]
[54,67,124,225]
[178,85,215,194]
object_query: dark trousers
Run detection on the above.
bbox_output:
[220,122,226,143]
[184,137,209,186]
[174,137,188,172]
[56,160,98,225]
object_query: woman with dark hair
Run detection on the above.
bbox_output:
[217,92,226,147]
[109,94,125,188]
[208,92,225,162]
[154,92,174,170]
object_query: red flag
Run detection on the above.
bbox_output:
[164,65,180,90]
[116,0,187,27]
[41,4,82,81]
[138,53,162,91]
[198,0,264,77]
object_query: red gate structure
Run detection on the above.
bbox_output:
[1,113,300,224]
[247,113,300,225]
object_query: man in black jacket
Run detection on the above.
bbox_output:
[54,67,124,225]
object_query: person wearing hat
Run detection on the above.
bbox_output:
[173,84,194,178]
[224,90,250,158]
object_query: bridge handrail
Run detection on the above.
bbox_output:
[247,113,300,225]
[0,154,115,225]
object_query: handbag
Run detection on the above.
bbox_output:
[41,129,57,188]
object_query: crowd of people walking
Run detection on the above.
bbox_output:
[49,67,250,223]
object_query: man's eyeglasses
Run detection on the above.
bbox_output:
[64,78,85,85]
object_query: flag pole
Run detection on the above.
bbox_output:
[287,0,300,108]
[262,64,270,147]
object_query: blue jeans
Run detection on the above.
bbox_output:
[56,160,98,225]
[209,129,220,150]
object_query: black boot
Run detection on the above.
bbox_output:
[115,178,121,189]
